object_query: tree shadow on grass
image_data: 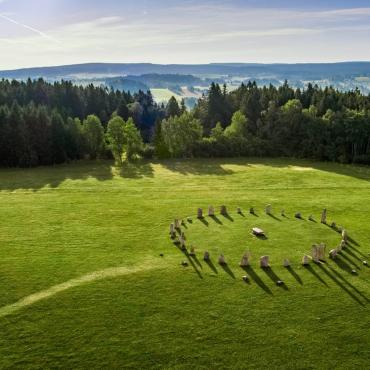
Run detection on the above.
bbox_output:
[304,265,329,287]
[261,267,289,290]
[220,263,236,279]
[159,158,235,176]
[0,160,115,191]
[286,266,303,285]
[118,161,154,179]
[243,266,273,295]
[317,263,365,306]
[210,215,223,225]
[205,259,218,274]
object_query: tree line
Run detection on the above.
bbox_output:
[1,78,370,167]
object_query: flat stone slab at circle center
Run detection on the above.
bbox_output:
[252,227,265,236]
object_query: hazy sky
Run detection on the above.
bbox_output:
[1,0,370,69]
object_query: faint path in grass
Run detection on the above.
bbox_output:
[0,261,160,319]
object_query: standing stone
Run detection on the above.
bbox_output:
[318,243,326,260]
[208,206,215,216]
[312,243,326,262]
[181,231,186,240]
[249,207,255,214]
[329,249,338,259]
[295,212,302,219]
[218,254,227,265]
[174,219,181,229]
[283,259,290,267]
[337,240,347,252]
[260,255,269,268]
[342,229,348,243]
[302,255,310,266]
[331,222,337,229]
[179,236,186,248]
[265,204,272,215]
[203,251,210,261]
[239,253,250,267]
[170,223,175,236]
[220,205,227,216]
[197,208,203,218]
[189,246,195,256]
[321,209,327,224]
[237,207,242,214]
[281,209,285,217]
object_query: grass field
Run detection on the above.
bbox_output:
[150,88,182,103]
[0,158,369,369]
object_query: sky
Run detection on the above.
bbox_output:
[0,0,370,69]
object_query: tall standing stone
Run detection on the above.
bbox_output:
[240,253,250,267]
[260,255,269,268]
[218,254,227,265]
[174,219,181,229]
[197,208,203,218]
[237,207,242,214]
[203,251,210,261]
[342,229,348,243]
[179,235,186,249]
[220,205,227,216]
[312,243,326,262]
[329,249,338,259]
[302,255,310,266]
[265,204,272,215]
[170,223,176,238]
[208,206,215,216]
[283,259,290,267]
[321,209,327,224]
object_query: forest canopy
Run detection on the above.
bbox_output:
[1,78,370,167]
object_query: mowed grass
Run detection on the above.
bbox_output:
[0,158,369,369]
[150,88,182,103]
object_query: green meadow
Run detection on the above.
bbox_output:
[0,158,369,369]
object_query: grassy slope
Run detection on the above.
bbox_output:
[0,158,369,369]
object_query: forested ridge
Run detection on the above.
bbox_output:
[1,78,370,167]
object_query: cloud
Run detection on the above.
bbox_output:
[0,3,370,68]
[0,13,57,41]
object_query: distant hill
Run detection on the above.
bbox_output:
[1,62,370,80]
[1,62,370,97]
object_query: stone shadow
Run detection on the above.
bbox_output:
[210,215,223,225]
[199,217,209,227]
[243,266,273,295]
[286,266,303,285]
[304,265,329,287]
[262,267,289,290]
[317,263,365,306]
[205,258,218,274]
[220,263,236,279]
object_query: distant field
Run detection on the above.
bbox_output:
[0,158,369,369]
[150,88,182,102]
